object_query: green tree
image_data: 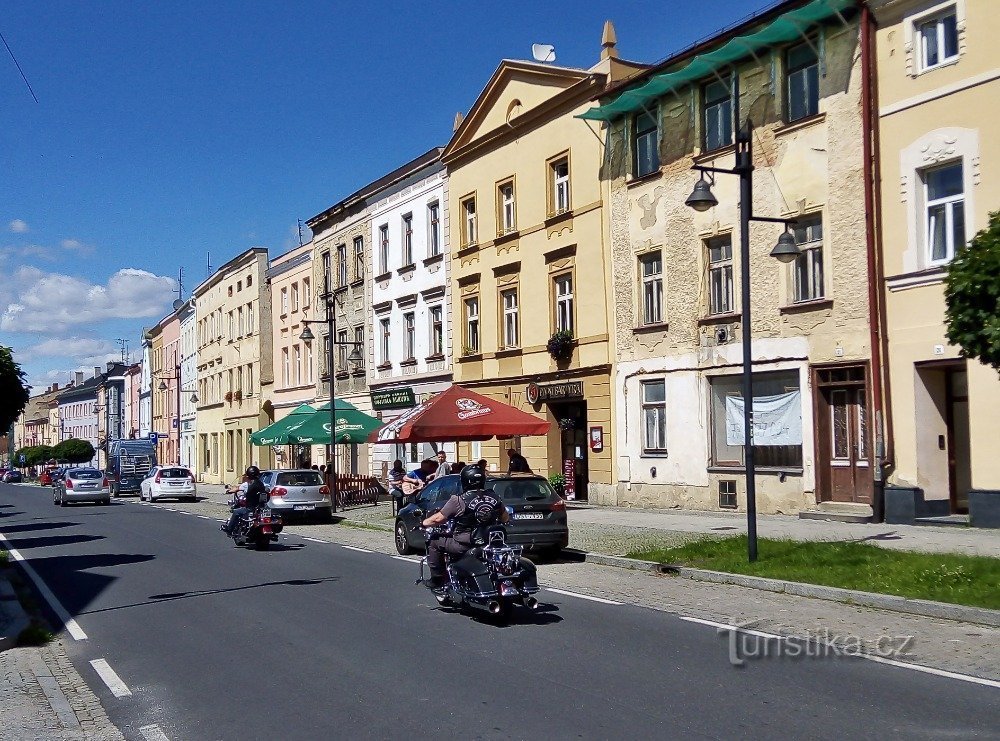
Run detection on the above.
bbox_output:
[945,211,1000,370]
[0,346,30,432]
[53,438,96,464]
[14,445,54,467]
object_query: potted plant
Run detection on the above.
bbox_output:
[234,389,243,401]
[224,391,233,402]
[546,330,574,361]
[548,472,566,498]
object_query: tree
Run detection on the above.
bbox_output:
[945,211,1000,371]
[14,445,53,467]
[53,438,96,464]
[0,346,30,433]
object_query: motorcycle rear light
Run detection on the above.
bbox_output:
[551,499,566,511]
[271,486,287,497]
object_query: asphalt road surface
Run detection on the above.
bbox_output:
[1,481,998,740]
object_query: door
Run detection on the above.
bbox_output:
[946,369,971,513]
[551,401,588,501]
[815,366,871,504]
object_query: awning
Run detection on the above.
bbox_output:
[578,0,853,122]
[249,404,315,446]
[284,403,383,446]
[369,385,550,444]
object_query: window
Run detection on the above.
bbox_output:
[402,214,414,266]
[464,297,480,353]
[246,303,254,334]
[707,236,734,316]
[792,215,824,302]
[354,236,364,280]
[786,41,819,122]
[291,282,299,312]
[228,311,234,340]
[703,78,733,152]
[925,161,965,265]
[554,274,574,334]
[322,251,331,292]
[550,157,570,214]
[640,252,663,325]
[305,343,314,383]
[497,180,516,235]
[641,380,667,453]
[246,275,252,288]
[337,329,348,371]
[710,371,802,468]
[919,10,959,71]
[322,334,330,377]
[237,306,245,336]
[337,244,347,287]
[429,305,443,355]
[378,224,390,274]
[633,112,659,178]
[293,344,302,386]
[428,202,441,256]
[404,312,415,360]
[354,327,364,368]
[462,196,477,246]
[380,317,391,364]
[280,288,289,315]
[303,278,311,307]
[501,288,519,349]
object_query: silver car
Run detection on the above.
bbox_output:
[259,469,332,522]
[53,468,111,506]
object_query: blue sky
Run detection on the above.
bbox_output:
[1,0,770,390]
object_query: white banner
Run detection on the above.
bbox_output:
[725,390,802,446]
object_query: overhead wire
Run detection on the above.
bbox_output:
[0,28,39,103]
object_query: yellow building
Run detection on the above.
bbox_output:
[443,25,646,498]
[874,0,1000,518]
[194,248,274,484]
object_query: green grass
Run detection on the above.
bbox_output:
[0,549,8,566]
[17,622,54,647]
[339,519,392,532]
[629,536,1000,610]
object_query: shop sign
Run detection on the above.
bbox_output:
[370,387,417,410]
[525,380,584,405]
[562,458,576,500]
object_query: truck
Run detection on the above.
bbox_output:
[106,439,158,497]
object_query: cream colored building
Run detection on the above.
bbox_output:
[194,248,274,484]
[588,0,875,513]
[444,26,646,498]
[874,0,1000,515]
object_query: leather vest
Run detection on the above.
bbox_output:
[453,490,503,534]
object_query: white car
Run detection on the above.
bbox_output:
[140,466,197,502]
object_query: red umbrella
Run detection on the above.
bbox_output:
[369,385,550,443]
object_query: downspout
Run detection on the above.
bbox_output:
[860,1,893,522]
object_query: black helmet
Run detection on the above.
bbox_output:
[460,464,485,493]
[245,465,261,479]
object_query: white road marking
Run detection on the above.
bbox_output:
[178,511,195,516]
[544,587,622,605]
[679,615,784,640]
[392,555,420,563]
[162,508,178,512]
[0,532,87,640]
[89,658,132,697]
[341,545,371,553]
[302,537,328,544]
[139,723,171,741]
[197,515,212,520]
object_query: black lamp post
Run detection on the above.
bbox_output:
[158,363,199,466]
[685,119,800,563]
[299,289,363,512]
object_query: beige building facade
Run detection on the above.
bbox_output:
[194,248,274,484]
[874,0,1000,514]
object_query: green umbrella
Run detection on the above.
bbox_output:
[285,403,383,445]
[250,404,316,446]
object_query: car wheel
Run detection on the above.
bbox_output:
[59,494,67,507]
[394,520,414,555]
[102,498,111,505]
[112,484,120,499]
[317,508,334,524]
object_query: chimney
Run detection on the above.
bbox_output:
[94,366,101,379]
[601,20,618,61]
[75,371,84,386]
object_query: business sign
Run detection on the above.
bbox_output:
[562,458,576,500]
[148,432,158,444]
[525,381,584,405]
[370,387,416,411]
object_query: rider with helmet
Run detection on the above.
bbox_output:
[421,464,509,591]
[223,465,268,535]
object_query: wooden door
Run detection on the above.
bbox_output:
[814,365,871,504]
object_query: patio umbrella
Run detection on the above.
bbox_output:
[285,402,383,445]
[368,385,550,443]
[250,404,316,446]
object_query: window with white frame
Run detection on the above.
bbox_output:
[462,197,477,246]
[554,274,574,334]
[306,342,314,383]
[280,287,289,315]
[337,244,347,287]
[378,224,390,274]
[303,278,311,307]
[464,297,480,353]
[337,329,348,371]
[919,9,959,72]
[640,251,663,325]
[354,236,364,280]
[792,215,824,302]
[246,303,254,334]
[293,344,302,386]
[404,312,415,360]
[707,235,734,316]
[786,40,819,122]
[925,161,965,265]
[291,282,299,312]
[498,181,516,234]
[429,305,443,356]
[402,214,414,266]
[501,288,519,348]
[322,251,331,291]
[282,348,289,386]
[379,317,391,365]
[354,327,364,368]
[551,157,570,214]
[428,202,441,256]
[633,112,659,178]
[703,78,733,152]
[641,380,667,453]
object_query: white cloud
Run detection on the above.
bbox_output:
[60,238,93,254]
[0,267,177,333]
[21,336,116,361]
[9,219,29,233]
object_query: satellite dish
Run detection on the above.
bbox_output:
[531,44,556,63]
[172,299,183,311]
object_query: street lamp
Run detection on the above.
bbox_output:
[684,118,800,563]
[157,364,199,466]
[300,289,363,512]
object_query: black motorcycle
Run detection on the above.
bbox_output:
[416,518,542,622]
[224,490,283,550]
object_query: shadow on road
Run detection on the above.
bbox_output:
[6,533,106,550]
[435,602,564,628]
[0,521,80,534]
[855,531,904,543]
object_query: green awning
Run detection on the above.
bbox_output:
[578,0,854,122]
[284,403,383,446]
[250,404,316,446]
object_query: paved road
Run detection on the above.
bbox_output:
[1,482,998,740]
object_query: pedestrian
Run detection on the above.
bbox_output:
[320,464,326,474]
[475,458,488,471]
[434,449,451,478]
[451,461,466,476]
[387,459,406,514]
[310,464,319,471]
[506,448,532,474]
[404,459,436,492]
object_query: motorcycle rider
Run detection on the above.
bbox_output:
[421,464,509,591]
[222,465,268,535]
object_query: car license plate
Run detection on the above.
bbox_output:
[515,513,544,520]
[293,505,315,511]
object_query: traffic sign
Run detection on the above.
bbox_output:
[18,454,25,464]
[149,432,158,444]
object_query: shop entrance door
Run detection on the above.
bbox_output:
[814,365,872,504]
[550,401,588,501]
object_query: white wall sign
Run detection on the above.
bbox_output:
[726,391,803,446]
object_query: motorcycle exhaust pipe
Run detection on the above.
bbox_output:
[525,596,540,611]
[487,601,501,615]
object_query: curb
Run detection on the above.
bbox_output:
[561,549,1000,628]
[0,574,31,651]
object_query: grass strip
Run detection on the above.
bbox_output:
[628,536,1000,610]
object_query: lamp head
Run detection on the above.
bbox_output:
[685,177,718,212]
[770,230,801,263]
[299,325,316,343]
[347,346,363,364]
[158,380,167,391]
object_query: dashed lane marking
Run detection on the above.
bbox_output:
[544,587,622,606]
[139,723,171,741]
[679,615,784,640]
[341,545,372,553]
[392,555,420,563]
[0,531,87,640]
[197,515,213,520]
[302,537,328,544]
[89,658,132,698]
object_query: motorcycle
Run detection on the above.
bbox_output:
[415,511,542,623]
[224,488,283,550]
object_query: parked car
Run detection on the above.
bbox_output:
[393,473,569,556]
[2,470,23,483]
[53,468,111,506]
[259,469,332,522]
[39,470,54,486]
[140,466,197,502]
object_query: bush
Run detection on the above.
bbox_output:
[52,438,96,464]
[945,210,1000,370]
[546,330,574,360]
